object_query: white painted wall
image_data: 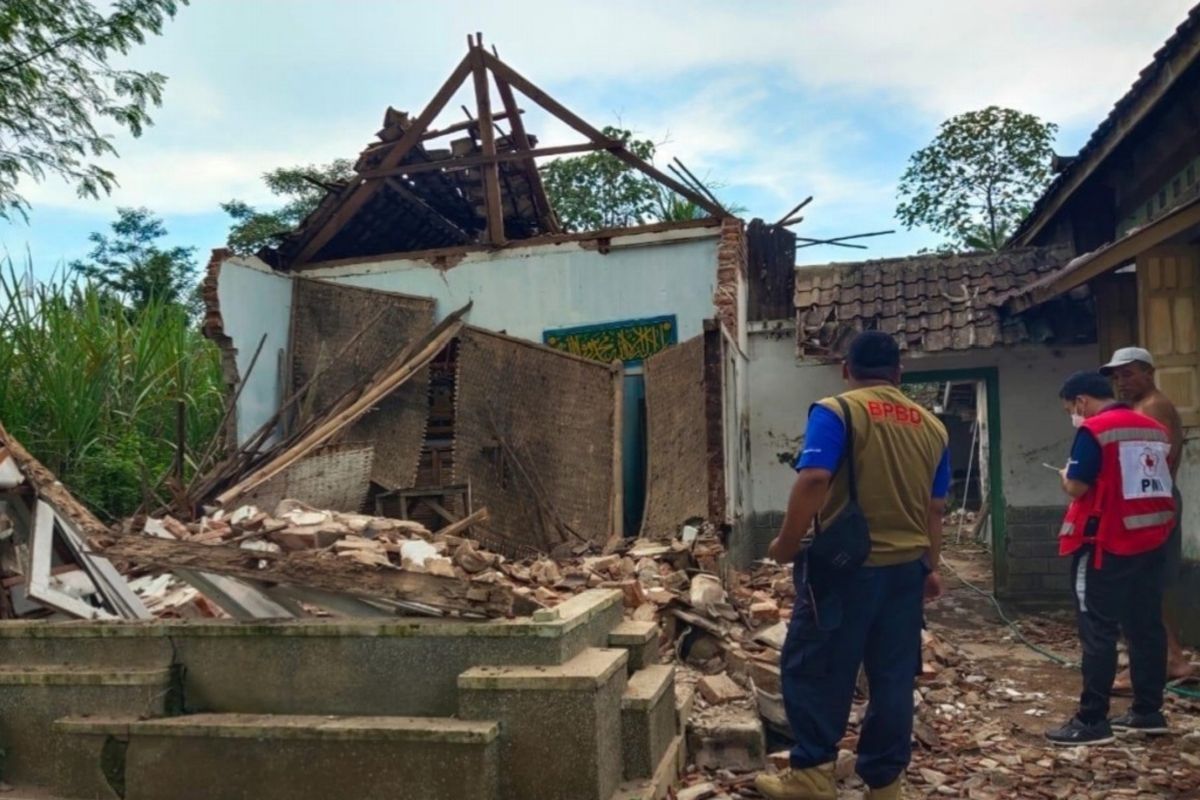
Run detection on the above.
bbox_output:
[216,257,294,444]
[306,231,721,343]
[746,328,1099,519]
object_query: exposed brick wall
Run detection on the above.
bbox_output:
[200,248,238,448]
[715,218,746,341]
[999,506,1072,607]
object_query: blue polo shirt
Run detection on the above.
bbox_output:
[795,405,952,499]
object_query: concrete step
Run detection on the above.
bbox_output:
[0,623,174,667]
[0,666,174,787]
[459,647,629,800]
[610,734,684,800]
[620,665,676,780]
[55,713,501,800]
[608,620,660,674]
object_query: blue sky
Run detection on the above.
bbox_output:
[4,0,1197,277]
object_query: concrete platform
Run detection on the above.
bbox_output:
[57,713,502,800]
[0,666,173,787]
[621,665,676,780]
[0,589,624,717]
[459,647,628,800]
[608,620,660,673]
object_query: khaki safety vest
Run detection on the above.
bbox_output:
[815,385,949,566]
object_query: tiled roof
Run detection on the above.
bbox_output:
[794,246,1086,357]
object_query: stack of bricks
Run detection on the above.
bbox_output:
[714,217,746,342]
[999,506,1072,606]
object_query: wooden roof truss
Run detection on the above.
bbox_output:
[280,35,725,269]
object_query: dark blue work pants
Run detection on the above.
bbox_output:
[781,557,925,790]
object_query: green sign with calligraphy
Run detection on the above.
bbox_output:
[543,315,678,364]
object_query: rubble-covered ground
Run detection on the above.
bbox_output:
[682,541,1200,799]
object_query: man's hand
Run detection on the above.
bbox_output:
[924,571,944,603]
[766,536,782,563]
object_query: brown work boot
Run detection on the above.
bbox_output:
[866,775,905,799]
[753,762,836,800]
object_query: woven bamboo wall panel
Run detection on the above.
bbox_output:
[640,336,709,539]
[244,444,375,513]
[290,279,436,490]
[454,327,616,549]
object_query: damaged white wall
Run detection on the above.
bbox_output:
[303,230,721,343]
[216,257,294,444]
[746,329,1098,530]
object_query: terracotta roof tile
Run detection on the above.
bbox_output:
[794,246,1080,357]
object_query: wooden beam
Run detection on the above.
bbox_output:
[471,45,506,246]
[103,535,516,618]
[420,109,522,141]
[480,49,725,219]
[493,67,560,233]
[1009,196,1200,311]
[295,217,723,272]
[293,54,474,265]
[215,307,469,507]
[360,142,606,180]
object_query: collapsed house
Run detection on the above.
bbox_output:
[0,37,795,800]
[204,42,757,557]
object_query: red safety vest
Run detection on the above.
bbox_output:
[1059,406,1175,565]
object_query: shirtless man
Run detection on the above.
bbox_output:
[1101,347,1194,689]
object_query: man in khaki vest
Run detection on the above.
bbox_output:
[756,331,950,800]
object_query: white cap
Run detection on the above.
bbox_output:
[1100,346,1155,375]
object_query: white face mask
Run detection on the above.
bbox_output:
[1071,413,1085,429]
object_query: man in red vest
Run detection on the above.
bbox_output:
[1046,371,1175,746]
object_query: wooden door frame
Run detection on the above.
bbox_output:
[902,367,1006,585]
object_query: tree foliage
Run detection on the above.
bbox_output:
[541,127,663,231]
[71,207,197,312]
[896,106,1057,251]
[0,259,223,520]
[222,159,355,254]
[0,0,187,219]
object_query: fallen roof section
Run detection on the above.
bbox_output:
[794,246,1092,358]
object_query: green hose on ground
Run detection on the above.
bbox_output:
[941,559,1200,700]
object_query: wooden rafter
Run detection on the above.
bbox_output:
[289,36,728,268]
[492,52,559,234]
[470,37,506,246]
[384,178,470,243]
[359,142,610,180]
[479,49,725,219]
[293,53,474,265]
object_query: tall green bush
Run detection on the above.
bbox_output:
[0,259,225,520]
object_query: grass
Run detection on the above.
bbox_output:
[0,258,226,521]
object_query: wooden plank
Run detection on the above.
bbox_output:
[471,45,506,246]
[421,109,522,141]
[435,507,490,539]
[360,143,605,181]
[297,217,722,273]
[480,49,724,218]
[293,54,474,265]
[493,69,559,234]
[215,308,469,507]
[104,535,515,618]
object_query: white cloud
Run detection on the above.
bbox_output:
[16,0,1197,234]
